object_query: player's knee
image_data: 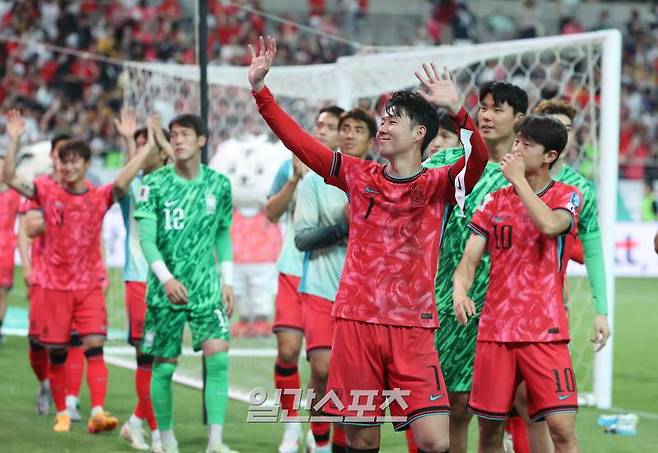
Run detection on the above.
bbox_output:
[82,335,105,349]
[449,392,472,423]
[277,340,301,363]
[478,419,505,449]
[414,435,449,453]
[309,355,330,380]
[547,418,577,448]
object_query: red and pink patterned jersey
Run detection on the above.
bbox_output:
[255,86,488,328]
[19,197,46,287]
[33,178,114,290]
[230,210,282,264]
[469,181,583,342]
[0,188,21,266]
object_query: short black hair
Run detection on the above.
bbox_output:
[514,114,568,168]
[51,133,71,151]
[385,90,439,153]
[58,139,92,162]
[479,81,528,115]
[339,107,377,139]
[169,114,206,137]
[318,105,345,120]
[437,110,457,135]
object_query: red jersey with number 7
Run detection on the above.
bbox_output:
[254,86,489,328]
[468,181,583,342]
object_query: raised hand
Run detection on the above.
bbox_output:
[5,109,26,141]
[415,63,461,114]
[591,314,610,352]
[148,114,174,159]
[500,152,525,184]
[248,35,277,92]
[114,107,137,139]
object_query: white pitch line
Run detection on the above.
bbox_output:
[105,346,277,357]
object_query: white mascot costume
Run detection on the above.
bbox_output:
[210,135,289,337]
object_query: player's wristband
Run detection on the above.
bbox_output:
[151,260,174,285]
[220,261,234,287]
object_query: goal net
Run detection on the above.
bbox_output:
[111,30,619,408]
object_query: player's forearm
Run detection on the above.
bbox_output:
[123,135,137,163]
[17,219,31,267]
[582,233,608,315]
[2,137,35,197]
[215,227,234,286]
[265,179,298,222]
[453,259,477,301]
[449,108,488,194]
[253,86,333,178]
[113,144,153,201]
[513,179,570,237]
[294,221,349,252]
[137,216,173,284]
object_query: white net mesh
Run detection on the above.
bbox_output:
[113,31,617,403]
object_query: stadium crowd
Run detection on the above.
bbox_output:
[0,0,656,182]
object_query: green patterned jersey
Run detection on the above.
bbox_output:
[554,164,600,238]
[134,165,232,312]
[423,148,508,317]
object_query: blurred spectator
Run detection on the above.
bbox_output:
[641,182,658,221]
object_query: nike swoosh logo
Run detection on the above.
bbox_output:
[558,394,572,401]
[365,186,380,195]
[164,200,177,207]
[429,394,444,401]
[493,215,508,223]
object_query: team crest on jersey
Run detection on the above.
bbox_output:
[205,193,217,213]
[478,193,493,212]
[137,185,150,202]
[409,184,425,207]
[566,192,581,214]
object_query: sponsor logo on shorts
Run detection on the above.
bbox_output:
[429,393,444,401]
[558,393,573,401]
[493,215,509,223]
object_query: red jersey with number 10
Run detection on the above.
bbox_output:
[469,181,583,342]
[33,177,113,291]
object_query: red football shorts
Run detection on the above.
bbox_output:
[324,318,450,430]
[469,341,578,422]
[272,273,304,333]
[0,255,14,288]
[39,288,107,345]
[28,285,45,338]
[125,281,147,346]
[300,293,334,356]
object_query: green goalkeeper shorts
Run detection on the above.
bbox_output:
[142,303,230,358]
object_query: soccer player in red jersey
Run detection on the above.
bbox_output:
[249,36,489,452]
[454,115,583,453]
[0,154,21,343]
[2,109,158,434]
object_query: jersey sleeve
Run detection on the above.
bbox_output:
[32,177,48,206]
[576,180,600,239]
[552,187,583,235]
[268,159,292,198]
[133,173,159,220]
[98,183,115,212]
[443,108,489,205]
[19,197,40,214]
[216,175,233,230]
[253,86,345,189]
[468,192,496,238]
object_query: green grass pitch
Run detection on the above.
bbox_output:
[2,269,657,452]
